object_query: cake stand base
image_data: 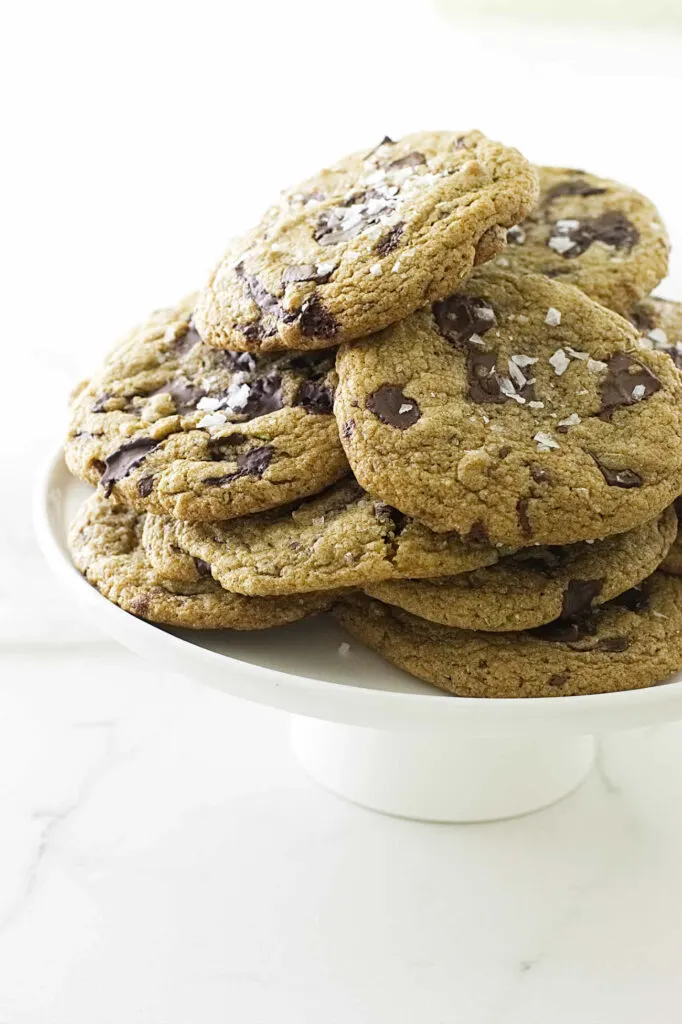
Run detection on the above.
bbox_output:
[291,716,596,822]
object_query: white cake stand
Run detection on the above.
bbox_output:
[35,451,682,822]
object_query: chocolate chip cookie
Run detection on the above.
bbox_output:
[335,572,682,697]
[631,295,682,367]
[496,167,669,316]
[142,478,501,596]
[65,296,348,521]
[335,269,682,545]
[69,493,333,629]
[366,505,676,631]
[194,131,539,353]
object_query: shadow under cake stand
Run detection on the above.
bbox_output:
[35,451,682,823]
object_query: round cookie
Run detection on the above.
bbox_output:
[334,572,682,698]
[142,479,502,596]
[496,166,669,317]
[365,505,676,631]
[335,268,682,546]
[69,492,333,630]
[194,131,539,353]
[65,296,348,522]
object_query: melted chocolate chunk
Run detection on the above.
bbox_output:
[130,595,150,617]
[516,546,567,574]
[240,374,284,418]
[137,475,154,497]
[235,262,290,321]
[194,558,212,577]
[530,464,551,484]
[155,377,206,412]
[598,353,661,421]
[223,351,257,373]
[516,497,533,538]
[597,636,629,653]
[366,385,421,429]
[100,438,159,496]
[299,296,339,339]
[591,454,643,488]
[534,615,598,644]
[467,350,504,404]
[548,672,571,687]
[433,294,496,347]
[207,433,247,458]
[466,521,489,545]
[610,587,649,612]
[282,263,335,286]
[545,179,608,202]
[203,445,273,486]
[173,324,201,357]
[385,151,426,171]
[561,578,604,619]
[294,379,334,415]
[551,212,639,259]
[375,222,404,257]
[341,419,355,439]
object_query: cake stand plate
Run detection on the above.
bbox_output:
[34,451,682,822]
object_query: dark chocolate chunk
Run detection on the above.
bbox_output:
[534,615,598,644]
[433,294,496,347]
[137,475,154,497]
[516,546,567,574]
[467,350,504,404]
[282,263,335,286]
[530,464,551,484]
[100,438,159,496]
[548,672,571,687]
[561,578,604,619]
[385,151,426,171]
[235,263,289,321]
[598,353,661,421]
[240,319,276,343]
[172,324,201,357]
[516,497,533,538]
[194,558,212,577]
[591,454,643,488]
[610,587,649,612]
[452,136,468,150]
[341,419,355,440]
[223,351,257,373]
[466,521,489,545]
[155,377,205,412]
[498,445,512,459]
[294,379,334,415]
[203,445,274,486]
[550,212,639,259]
[240,374,284,418]
[597,637,629,653]
[299,296,339,339]
[545,179,608,202]
[375,222,404,257]
[366,385,420,429]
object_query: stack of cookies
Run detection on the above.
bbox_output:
[65,131,682,697]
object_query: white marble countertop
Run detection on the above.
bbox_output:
[5,1,682,1020]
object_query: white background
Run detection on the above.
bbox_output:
[4,1,682,1021]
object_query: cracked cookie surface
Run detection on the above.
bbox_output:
[194,131,538,352]
[65,296,348,521]
[335,572,682,697]
[366,505,676,631]
[496,167,669,316]
[335,268,682,546]
[142,478,501,596]
[69,492,334,629]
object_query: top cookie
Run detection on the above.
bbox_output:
[335,269,682,546]
[65,296,348,521]
[194,131,539,352]
[496,167,669,317]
